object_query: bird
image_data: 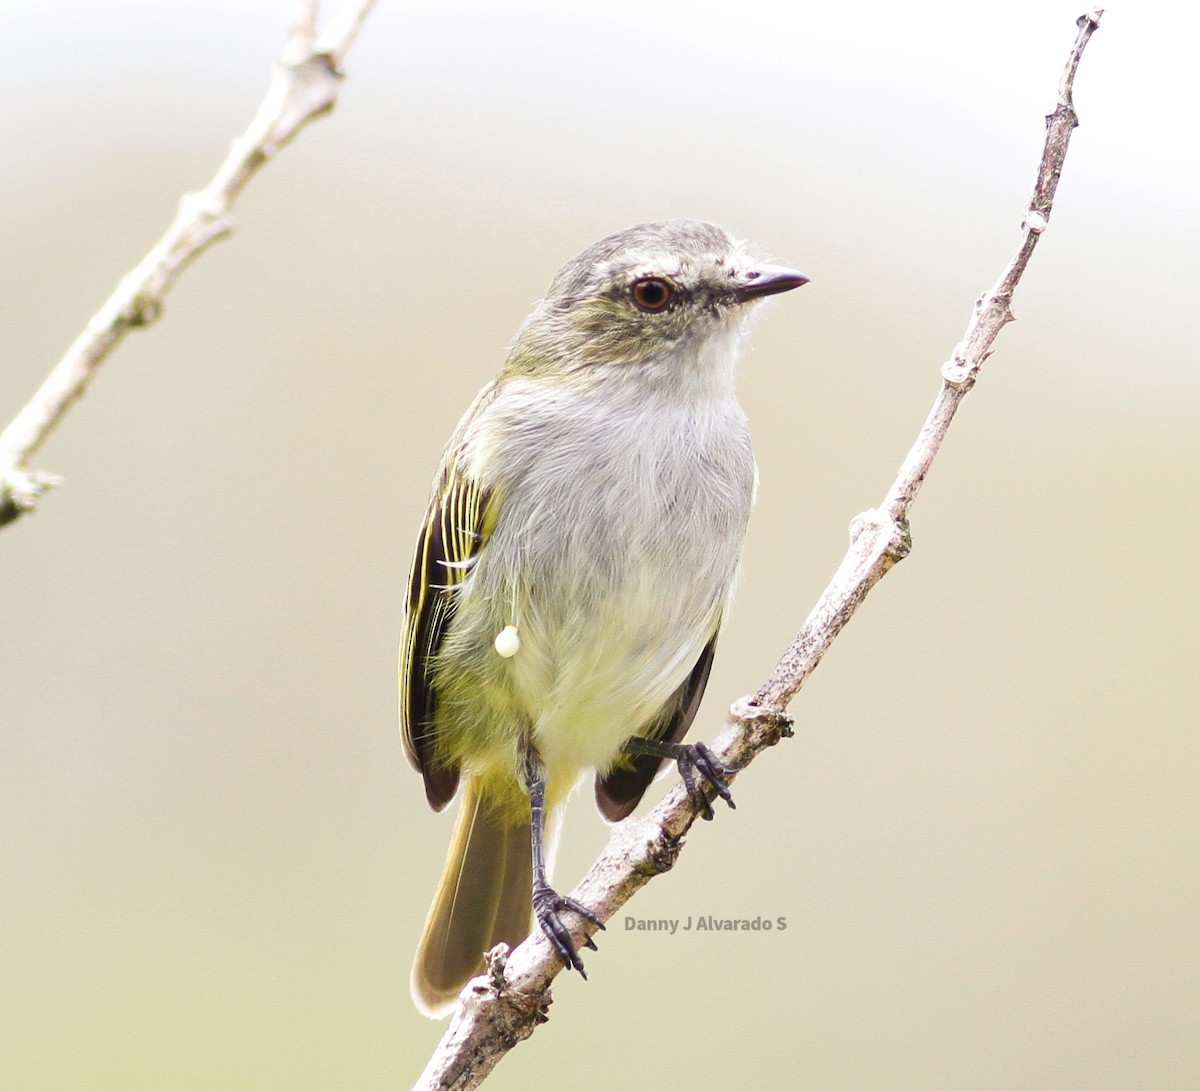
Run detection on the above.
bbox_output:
[399,219,806,1016]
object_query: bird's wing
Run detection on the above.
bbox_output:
[400,446,501,812]
[594,630,719,822]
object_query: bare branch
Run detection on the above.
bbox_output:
[759,5,1104,713]
[410,10,1104,1089]
[0,0,378,528]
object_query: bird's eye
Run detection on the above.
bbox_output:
[630,277,673,312]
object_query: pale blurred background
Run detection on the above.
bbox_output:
[2,1,1196,1088]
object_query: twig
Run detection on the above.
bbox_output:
[757,7,1101,712]
[0,0,379,528]
[410,9,1104,1090]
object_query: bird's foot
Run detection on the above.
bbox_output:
[672,741,737,820]
[532,880,605,977]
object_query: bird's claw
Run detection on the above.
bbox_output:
[675,741,737,820]
[532,881,605,977]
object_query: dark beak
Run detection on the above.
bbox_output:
[733,263,810,302]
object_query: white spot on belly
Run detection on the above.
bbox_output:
[494,625,521,658]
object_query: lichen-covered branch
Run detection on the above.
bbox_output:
[410,10,1104,1090]
[0,0,378,528]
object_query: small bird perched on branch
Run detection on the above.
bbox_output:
[400,219,806,1016]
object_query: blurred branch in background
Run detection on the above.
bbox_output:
[0,0,378,529]
[412,10,1104,1091]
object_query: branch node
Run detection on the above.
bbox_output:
[484,942,510,986]
[940,356,977,389]
[0,467,63,525]
[481,943,545,1027]
[478,946,552,1033]
[274,53,343,139]
[848,505,886,543]
[125,291,163,328]
[649,833,684,876]
[1023,209,1049,235]
[850,507,911,565]
[179,191,235,237]
[731,697,795,743]
[990,292,1016,326]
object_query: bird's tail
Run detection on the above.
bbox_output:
[411,779,535,1017]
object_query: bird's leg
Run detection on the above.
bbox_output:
[523,749,605,977]
[622,736,737,821]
